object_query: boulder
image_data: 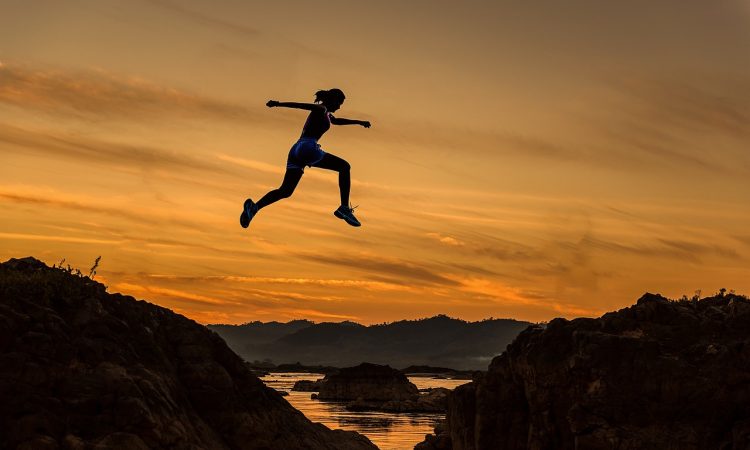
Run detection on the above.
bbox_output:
[344,387,450,413]
[317,362,419,401]
[292,379,325,392]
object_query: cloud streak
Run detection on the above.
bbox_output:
[596,75,750,173]
[140,273,411,292]
[0,124,239,177]
[564,234,742,264]
[297,252,461,287]
[0,63,265,122]
[0,189,212,233]
[145,0,261,38]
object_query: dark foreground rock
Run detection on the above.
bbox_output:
[318,362,419,401]
[420,292,750,450]
[0,257,376,450]
[415,420,451,450]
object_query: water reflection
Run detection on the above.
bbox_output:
[261,372,469,450]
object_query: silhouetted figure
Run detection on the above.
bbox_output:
[240,89,371,229]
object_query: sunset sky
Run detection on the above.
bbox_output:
[2,0,749,325]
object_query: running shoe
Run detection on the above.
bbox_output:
[334,204,361,227]
[240,198,258,228]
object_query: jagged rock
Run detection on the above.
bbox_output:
[292,379,325,392]
[0,257,376,450]
[318,362,419,401]
[415,387,450,411]
[414,433,451,450]
[415,420,451,450]
[434,292,750,450]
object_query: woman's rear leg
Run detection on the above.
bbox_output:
[256,168,304,209]
[242,168,303,228]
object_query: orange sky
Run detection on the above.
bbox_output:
[2,0,749,324]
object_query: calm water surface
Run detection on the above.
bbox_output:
[261,372,469,450]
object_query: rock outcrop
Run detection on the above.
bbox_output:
[317,362,419,401]
[314,362,451,413]
[422,292,750,450]
[292,379,325,392]
[0,257,376,450]
[347,387,450,413]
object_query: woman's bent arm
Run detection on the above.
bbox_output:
[330,116,371,128]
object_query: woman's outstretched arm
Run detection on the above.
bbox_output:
[267,100,325,111]
[330,116,371,128]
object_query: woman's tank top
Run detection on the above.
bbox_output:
[300,109,331,140]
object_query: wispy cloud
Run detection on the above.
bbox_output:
[441,262,500,277]
[140,273,411,292]
[426,231,542,263]
[596,75,750,173]
[145,0,260,38]
[241,308,360,322]
[574,234,741,262]
[614,76,750,139]
[0,232,121,246]
[448,275,603,318]
[374,122,587,166]
[114,282,233,307]
[0,63,265,121]
[142,0,352,65]
[0,124,239,178]
[216,154,281,175]
[0,189,211,232]
[376,74,750,176]
[426,232,464,246]
[658,238,740,260]
[297,252,460,287]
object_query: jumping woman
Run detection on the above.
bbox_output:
[240,88,370,229]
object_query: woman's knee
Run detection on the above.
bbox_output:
[340,159,351,172]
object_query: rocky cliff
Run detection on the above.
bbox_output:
[0,257,375,450]
[420,292,750,450]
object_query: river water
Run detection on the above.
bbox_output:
[260,372,470,450]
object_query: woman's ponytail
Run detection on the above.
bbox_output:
[314,88,346,104]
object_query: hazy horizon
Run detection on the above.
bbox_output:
[206,312,530,326]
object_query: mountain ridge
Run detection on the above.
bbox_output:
[209,314,532,370]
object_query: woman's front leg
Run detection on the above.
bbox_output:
[312,153,350,207]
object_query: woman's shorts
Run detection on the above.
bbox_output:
[286,138,326,171]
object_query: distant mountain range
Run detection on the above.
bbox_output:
[208,315,532,370]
